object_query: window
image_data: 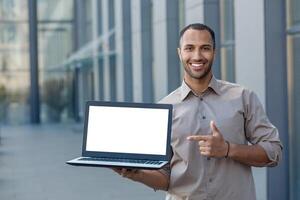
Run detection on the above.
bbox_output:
[37,0,74,123]
[0,0,30,124]
[220,0,235,82]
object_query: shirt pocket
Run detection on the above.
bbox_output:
[215,112,246,144]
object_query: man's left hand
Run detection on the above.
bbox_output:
[187,121,228,158]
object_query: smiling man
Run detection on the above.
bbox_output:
[113,23,282,200]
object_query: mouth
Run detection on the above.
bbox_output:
[190,63,205,71]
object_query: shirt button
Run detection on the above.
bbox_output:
[207,157,211,161]
[209,178,213,182]
[200,97,203,101]
[202,116,206,119]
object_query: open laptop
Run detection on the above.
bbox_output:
[66,101,173,169]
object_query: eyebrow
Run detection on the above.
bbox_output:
[182,43,213,48]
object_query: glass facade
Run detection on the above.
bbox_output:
[73,0,111,118]
[287,0,300,199]
[37,0,74,123]
[0,0,298,199]
[0,0,30,124]
[220,0,235,82]
[178,0,185,79]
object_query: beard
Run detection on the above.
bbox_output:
[183,62,213,80]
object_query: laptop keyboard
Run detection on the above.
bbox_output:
[79,157,163,165]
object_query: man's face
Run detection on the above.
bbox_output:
[178,29,215,81]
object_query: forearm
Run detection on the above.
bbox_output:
[227,143,271,167]
[134,170,169,191]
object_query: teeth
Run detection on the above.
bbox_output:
[191,63,203,67]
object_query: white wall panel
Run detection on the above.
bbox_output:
[131,0,142,102]
[152,0,168,101]
[234,1,267,200]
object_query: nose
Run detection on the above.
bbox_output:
[191,49,204,61]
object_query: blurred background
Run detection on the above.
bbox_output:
[0,0,299,199]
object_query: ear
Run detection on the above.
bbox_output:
[213,48,217,57]
[177,47,182,60]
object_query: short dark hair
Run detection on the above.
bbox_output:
[179,23,215,49]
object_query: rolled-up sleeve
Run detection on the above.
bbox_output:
[244,90,283,167]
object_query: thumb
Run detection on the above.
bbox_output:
[210,121,220,136]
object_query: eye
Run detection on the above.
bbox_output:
[202,46,211,51]
[184,46,193,51]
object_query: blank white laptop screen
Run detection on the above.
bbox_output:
[86,106,169,155]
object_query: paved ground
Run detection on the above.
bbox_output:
[0,123,165,200]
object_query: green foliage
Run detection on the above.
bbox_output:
[43,78,68,113]
[0,84,7,102]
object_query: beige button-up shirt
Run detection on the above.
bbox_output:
[159,76,282,200]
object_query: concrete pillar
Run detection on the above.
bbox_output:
[101,0,110,100]
[184,0,204,24]
[114,0,124,101]
[91,0,100,100]
[131,0,143,102]
[152,0,168,101]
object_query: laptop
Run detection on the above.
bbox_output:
[66,101,173,169]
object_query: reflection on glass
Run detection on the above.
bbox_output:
[38,0,73,21]
[40,71,75,122]
[291,0,300,26]
[37,0,74,123]
[83,0,93,45]
[76,59,94,119]
[0,0,28,20]
[0,0,30,124]
[178,0,185,78]
[220,0,235,82]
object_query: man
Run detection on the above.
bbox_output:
[113,23,282,200]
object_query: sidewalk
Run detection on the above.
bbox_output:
[0,123,165,200]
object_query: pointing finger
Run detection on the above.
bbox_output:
[187,135,211,141]
[210,120,219,132]
[210,121,222,137]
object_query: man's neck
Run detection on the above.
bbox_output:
[184,74,213,95]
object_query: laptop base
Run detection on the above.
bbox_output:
[66,157,167,169]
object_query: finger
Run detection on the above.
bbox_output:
[210,120,218,132]
[121,168,128,177]
[200,145,212,155]
[111,167,122,174]
[199,140,205,146]
[126,169,139,179]
[131,169,139,173]
[210,121,221,136]
[200,150,210,156]
[199,146,208,152]
[187,135,211,141]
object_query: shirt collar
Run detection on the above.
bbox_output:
[209,76,221,96]
[180,76,221,101]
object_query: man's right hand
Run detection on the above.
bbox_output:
[111,167,169,191]
[112,168,141,182]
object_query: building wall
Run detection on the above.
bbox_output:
[131,0,143,102]
[114,0,124,102]
[0,0,294,199]
[71,1,290,199]
[234,1,267,199]
[185,0,204,24]
[152,0,168,102]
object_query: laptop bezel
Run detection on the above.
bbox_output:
[81,101,173,162]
